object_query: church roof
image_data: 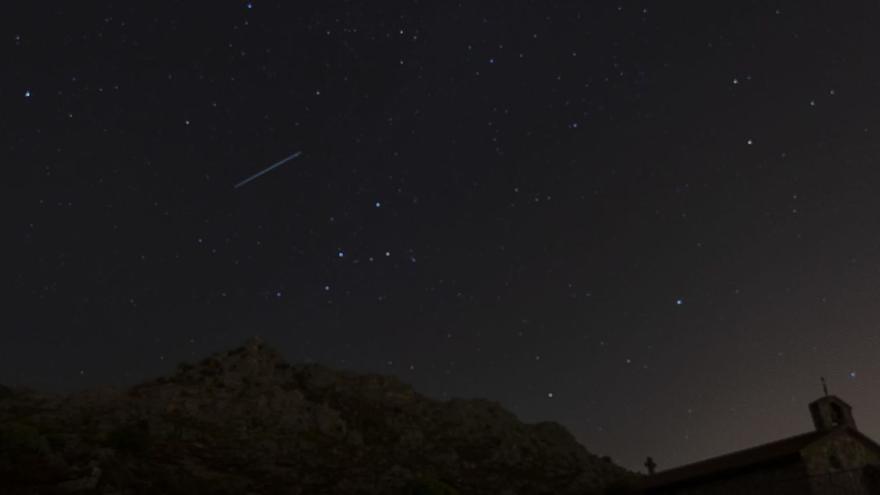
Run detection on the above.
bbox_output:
[639,429,827,490]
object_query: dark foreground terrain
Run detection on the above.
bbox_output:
[0,338,636,494]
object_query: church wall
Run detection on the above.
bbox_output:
[800,432,880,494]
[648,461,810,495]
[800,431,880,475]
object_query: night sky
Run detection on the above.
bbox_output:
[7,1,880,472]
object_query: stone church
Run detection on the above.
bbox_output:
[638,394,880,494]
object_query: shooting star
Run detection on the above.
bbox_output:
[233,151,302,189]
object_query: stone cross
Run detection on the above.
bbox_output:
[645,456,657,475]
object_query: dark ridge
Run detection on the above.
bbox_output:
[0,339,637,494]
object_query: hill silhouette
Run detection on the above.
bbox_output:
[0,338,636,494]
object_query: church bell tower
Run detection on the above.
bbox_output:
[809,378,857,431]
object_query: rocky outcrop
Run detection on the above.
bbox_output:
[0,338,635,494]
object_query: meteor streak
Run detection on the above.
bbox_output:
[233,151,302,189]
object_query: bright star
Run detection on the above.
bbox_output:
[24,90,31,98]
[675,298,684,305]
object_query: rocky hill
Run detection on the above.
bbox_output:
[0,338,636,494]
